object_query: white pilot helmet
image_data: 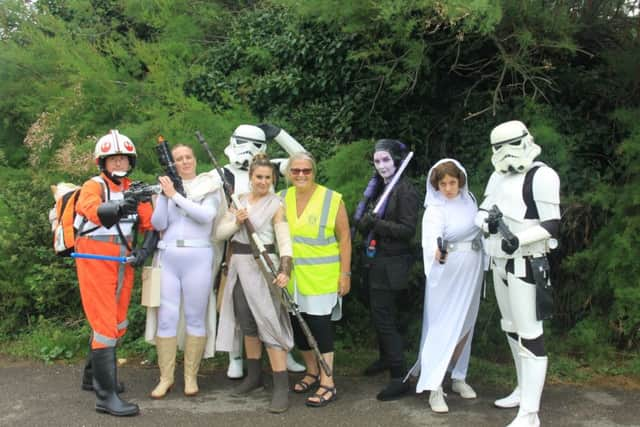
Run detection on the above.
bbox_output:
[94,129,137,174]
[490,120,541,174]
[224,125,267,169]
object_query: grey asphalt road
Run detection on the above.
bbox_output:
[1,356,638,427]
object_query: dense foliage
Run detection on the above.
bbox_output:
[1,0,638,361]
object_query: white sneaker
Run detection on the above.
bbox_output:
[286,353,306,373]
[226,356,244,379]
[451,379,477,399]
[494,386,520,408]
[428,387,449,413]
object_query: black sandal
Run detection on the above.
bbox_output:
[305,385,337,407]
[293,372,320,394]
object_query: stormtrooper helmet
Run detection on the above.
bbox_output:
[490,120,541,174]
[225,125,267,169]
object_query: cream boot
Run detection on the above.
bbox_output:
[150,336,177,399]
[183,335,206,396]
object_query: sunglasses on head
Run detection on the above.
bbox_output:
[290,168,313,176]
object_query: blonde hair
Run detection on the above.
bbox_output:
[286,151,317,176]
[171,144,194,156]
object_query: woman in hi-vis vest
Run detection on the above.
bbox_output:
[279,151,351,408]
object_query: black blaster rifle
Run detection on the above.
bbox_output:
[124,181,162,204]
[437,237,448,264]
[156,135,186,197]
[195,131,332,377]
[486,205,519,249]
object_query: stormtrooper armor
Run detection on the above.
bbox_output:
[475,120,561,427]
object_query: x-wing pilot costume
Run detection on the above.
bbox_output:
[220,124,306,378]
[475,121,561,427]
[75,130,156,417]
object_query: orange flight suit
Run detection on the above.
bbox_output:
[74,173,153,349]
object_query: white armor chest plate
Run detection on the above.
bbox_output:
[481,171,546,258]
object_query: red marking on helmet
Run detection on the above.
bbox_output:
[123,140,134,152]
[101,142,112,152]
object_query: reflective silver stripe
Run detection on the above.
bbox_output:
[93,331,117,347]
[116,244,126,301]
[85,235,132,245]
[293,235,337,245]
[117,319,128,330]
[317,189,333,238]
[294,255,340,266]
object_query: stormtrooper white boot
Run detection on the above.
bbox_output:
[286,352,305,373]
[506,351,547,427]
[227,351,244,379]
[495,335,522,408]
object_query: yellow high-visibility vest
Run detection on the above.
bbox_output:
[280,185,342,296]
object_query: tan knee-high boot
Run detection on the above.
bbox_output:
[150,336,177,399]
[184,335,206,396]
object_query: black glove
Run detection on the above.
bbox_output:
[358,212,377,231]
[119,196,139,216]
[486,216,499,234]
[501,236,520,255]
[129,248,149,267]
[257,123,281,140]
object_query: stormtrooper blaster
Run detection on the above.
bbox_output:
[486,205,519,254]
[124,181,162,204]
[195,130,332,377]
[156,135,186,197]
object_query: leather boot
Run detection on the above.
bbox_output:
[268,371,289,413]
[91,347,139,416]
[506,351,547,427]
[495,335,522,408]
[82,350,125,393]
[183,335,206,396]
[150,336,177,399]
[376,378,411,401]
[363,359,389,376]
[231,358,263,396]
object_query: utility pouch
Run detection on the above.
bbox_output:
[530,256,552,320]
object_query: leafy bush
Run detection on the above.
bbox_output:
[0,169,84,335]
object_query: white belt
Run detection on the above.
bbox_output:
[157,239,212,249]
[446,240,479,252]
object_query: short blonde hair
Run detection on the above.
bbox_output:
[286,151,317,176]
